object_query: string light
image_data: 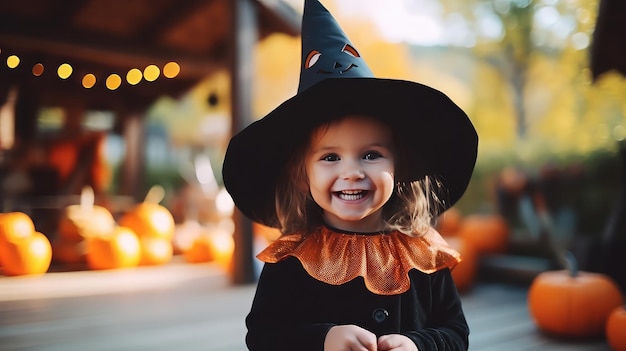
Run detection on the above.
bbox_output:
[57,63,73,79]
[126,68,143,85]
[32,63,44,76]
[7,55,20,68]
[106,74,122,90]
[163,62,180,78]
[144,64,160,82]
[1,48,180,91]
[82,74,96,88]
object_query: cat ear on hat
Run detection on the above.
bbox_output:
[297,0,374,93]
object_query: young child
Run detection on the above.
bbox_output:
[222,1,478,350]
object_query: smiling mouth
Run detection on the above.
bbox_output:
[335,190,368,201]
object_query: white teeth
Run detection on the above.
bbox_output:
[337,190,366,201]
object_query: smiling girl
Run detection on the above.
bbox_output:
[222,1,478,350]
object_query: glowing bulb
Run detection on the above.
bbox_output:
[7,55,20,68]
[57,63,73,79]
[32,63,44,76]
[106,74,122,90]
[126,68,142,85]
[144,64,160,81]
[163,62,180,78]
[82,74,96,88]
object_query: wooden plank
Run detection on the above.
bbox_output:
[0,264,613,351]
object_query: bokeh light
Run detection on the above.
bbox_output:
[144,64,160,82]
[7,55,20,68]
[163,62,180,78]
[106,74,122,90]
[82,74,96,88]
[32,63,44,76]
[57,63,73,79]
[126,68,143,85]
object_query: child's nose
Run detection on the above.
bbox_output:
[341,162,365,180]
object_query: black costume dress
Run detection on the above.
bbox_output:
[245,226,469,351]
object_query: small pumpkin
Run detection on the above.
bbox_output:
[606,305,626,351]
[173,220,204,255]
[182,227,235,270]
[0,212,36,245]
[457,214,509,254]
[0,212,38,273]
[445,236,478,293]
[85,226,141,270]
[138,237,173,266]
[51,237,86,265]
[528,252,623,338]
[119,185,175,240]
[58,186,115,241]
[1,231,52,276]
[182,234,215,264]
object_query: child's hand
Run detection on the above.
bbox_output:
[377,334,418,351]
[324,325,378,351]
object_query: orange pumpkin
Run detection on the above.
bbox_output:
[182,235,215,264]
[0,212,36,245]
[445,236,478,293]
[85,226,141,270]
[58,186,115,241]
[138,237,173,266]
[457,214,509,254]
[205,228,235,272]
[606,305,626,351]
[51,238,86,265]
[182,227,235,269]
[435,207,462,236]
[119,186,175,240]
[1,231,52,276]
[528,253,623,338]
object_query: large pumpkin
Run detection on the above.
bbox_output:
[528,253,623,338]
[85,226,141,270]
[2,231,52,276]
[119,185,175,241]
[457,214,509,254]
[606,305,626,351]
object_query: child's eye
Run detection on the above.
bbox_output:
[321,154,340,162]
[363,151,383,160]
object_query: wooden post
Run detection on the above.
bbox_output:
[121,111,146,202]
[229,0,258,285]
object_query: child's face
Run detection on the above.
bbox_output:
[305,115,395,232]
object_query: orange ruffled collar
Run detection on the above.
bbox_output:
[257,226,460,295]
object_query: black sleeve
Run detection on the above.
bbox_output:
[402,269,469,350]
[245,258,334,351]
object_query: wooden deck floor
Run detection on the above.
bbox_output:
[0,259,612,351]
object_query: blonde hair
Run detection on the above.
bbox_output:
[274,119,446,237]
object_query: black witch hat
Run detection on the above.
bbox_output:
[222,0,478,227]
